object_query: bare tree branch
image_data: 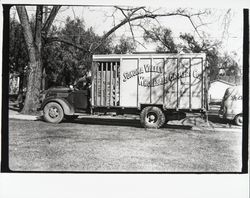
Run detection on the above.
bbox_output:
[45,37,89,53]
[221,9,232,40]
[115,6,136,45]
[41,6,61,37]
[16,6,36,62]
[133,39,147,49]
[71,7,76,19]
[187,17,202,39]
[90,7,208,52]
[35,6,43,53]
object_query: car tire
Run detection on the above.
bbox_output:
[43,102,64,123]
[234,114,243,126]
[140,106,165,129]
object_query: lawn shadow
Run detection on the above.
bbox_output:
[208,114,234,125]
[65,117,142,128]
[64,116,194,130]
[163,124,193,130]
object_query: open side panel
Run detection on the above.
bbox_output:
[92,61,120,107]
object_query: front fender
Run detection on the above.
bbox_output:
[40,97,75,115]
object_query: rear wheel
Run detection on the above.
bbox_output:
[234,114,243,126]
[43,102,64,123]
[140,106,165,128]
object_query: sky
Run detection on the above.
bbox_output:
[10,6,243,63]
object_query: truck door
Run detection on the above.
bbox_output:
[68,78,90,111]
[72,90,89,110]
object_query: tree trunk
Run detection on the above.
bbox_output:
[22,60,42,114]
[16,5,61,114]
[16,6,43,114]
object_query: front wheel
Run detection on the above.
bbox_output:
[234,114,243,126]
[140,106,165,129]
[43,102,64,123]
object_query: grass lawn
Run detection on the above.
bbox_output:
[8,118,242,172]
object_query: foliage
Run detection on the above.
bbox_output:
[10,15,137,89]
[43,17,114,87]
[113,37,136,54]
[180,33,221,81]
[9,16,29,75]
[142,27,241,83]
[12,6,241,104]
[180,33,241,82]
[220,52,241,76]
[143,27,178,52]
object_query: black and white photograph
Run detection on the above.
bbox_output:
[2,3,248,173]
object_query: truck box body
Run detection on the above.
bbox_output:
[92,53,207,111]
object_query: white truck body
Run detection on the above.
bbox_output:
[92,53,207,112]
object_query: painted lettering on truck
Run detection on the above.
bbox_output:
[123,65,202,87]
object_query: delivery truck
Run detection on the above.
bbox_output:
[40,53,208,128]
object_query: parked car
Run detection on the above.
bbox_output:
[218,85,242,126]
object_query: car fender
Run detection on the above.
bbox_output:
[41,97,75,115]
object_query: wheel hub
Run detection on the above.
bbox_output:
[147,113,157,123]
[48,107,59,118]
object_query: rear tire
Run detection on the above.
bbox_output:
[43,102,64,123]
[234,114,243,126]
[140,106,165,128]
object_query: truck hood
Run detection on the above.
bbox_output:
[47,86,71,92]
[42,86,72,99]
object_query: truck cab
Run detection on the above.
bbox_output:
[39,77,91,123]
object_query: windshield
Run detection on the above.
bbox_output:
[74,76,91,90]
